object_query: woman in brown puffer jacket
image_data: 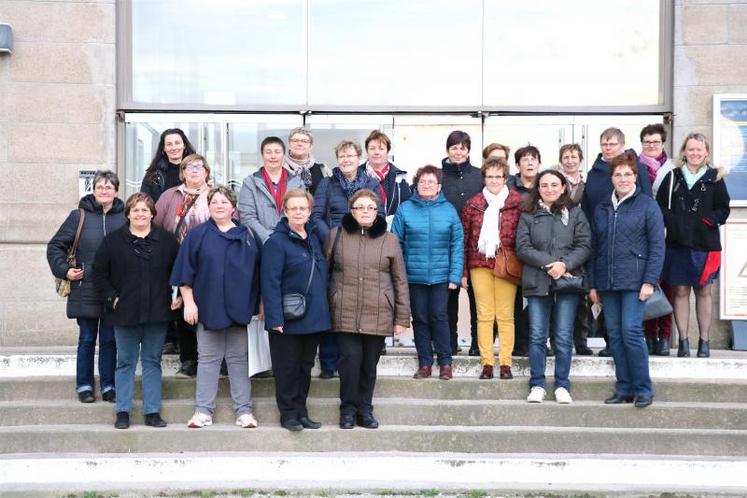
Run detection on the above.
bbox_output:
[326,189,410,430]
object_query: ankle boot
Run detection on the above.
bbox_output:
[677,338,690,357]
[655,337,670,356]
[697,338,710,358]
[646,337,655,355]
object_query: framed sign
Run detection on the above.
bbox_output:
[720,219,747,320]
[712,95,747,207]
[78,169,96,198]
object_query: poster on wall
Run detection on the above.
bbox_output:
[720,219,747,320]
[713,95,747,206]
[78,169,96,198]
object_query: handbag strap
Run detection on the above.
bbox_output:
[304,246,316,295]
[327,226,343,266]
[70,208,85,258]
[667,170,674,210]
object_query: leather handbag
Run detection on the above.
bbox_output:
[644,283,673,320]
[282,251,316,320]
[493,246,522,286]
[549,274,586,294]
[55,209,85,298]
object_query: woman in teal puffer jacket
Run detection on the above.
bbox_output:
[392,165,464,380]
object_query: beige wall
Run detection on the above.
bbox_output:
[0,0,115,346]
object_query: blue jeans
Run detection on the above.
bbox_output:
[600,291,654,399]
[409,283,452,367]
[527,294,578,391]
[75,318,116,394]
[114,323,167,415]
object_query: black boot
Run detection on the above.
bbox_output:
[697,338,710,358]
[646,337,655,355]
[655,337,670,356]
[677,338,690,357]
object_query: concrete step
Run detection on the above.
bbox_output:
[2,452,747,496]
[2,376,747,403]
[1,423,746,457]
[1,397,745,430]
[3,347,747,379]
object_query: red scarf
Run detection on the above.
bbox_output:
[261,167,288,214]
[371,163,389,208]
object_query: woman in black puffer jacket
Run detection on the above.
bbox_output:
[47,171,126,404]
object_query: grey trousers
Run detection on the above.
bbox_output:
[196,324,253,417]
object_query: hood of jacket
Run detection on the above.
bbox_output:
[341,212,387,238]
[78,194,125,215]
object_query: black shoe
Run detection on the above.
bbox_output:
[175,359,197,378]
[380,344,387,356]
[646,337,655,355]
[299,416,322,429]
[678,338,690,358]
[281,419,304,432]
[101,389,116,403]
[162,342,179,355]
[319,369,335,379]
[78,390,95,403]
[634,396,653,408]
[575,344,593,356]
[468,345,480,357]
[604,394,634,404]
[356,413,379,429]
[220,359,228,378]
[655,338,670,356]
[339,414,355,429]
[598,347,611,357]
[114,411,130,429]
[697,338,710,358]
[512,348,528,357]
[144,412,167,428]
[546,345,555,357]
[251,369,274,378]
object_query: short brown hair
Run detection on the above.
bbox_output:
[207,186,237,208]
[559,143,583,163]
[125,192,157,218]
[482,143,510,161]
[349,189,379,209]
[609,150,638,177]
[413,165,442,185]
[481,158,510,179]
[600,127,625,145]
[515,145,541,164]
[364,130,391,152]
[281,188,314,212]
[640,123,667,143]
[179,153,211,183]
[335,140,362,158]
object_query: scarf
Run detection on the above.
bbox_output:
[367,162,390,208]
[477,187,508,259]
[262,167,288,214]
[127,231,153,260]
[539,199,569,226]
[333,167,369,199]
[283,153,314,189]
[173,184,210,244]
[611,185,636,211]
[640,151,668,184]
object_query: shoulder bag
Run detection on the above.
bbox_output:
[55,208,85,297]
[493,246,522,286]
[644,283,673,320]
[282,250,316,320]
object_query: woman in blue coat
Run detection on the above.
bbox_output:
[261,189,331,431]
[589,151,665,408]
[171,186,262,429]
[392,165,464,381]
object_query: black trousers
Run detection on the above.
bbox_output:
[337,333,385,417]
[268,332,322,423]
[513,288,529,354]
[177,318,198,363]
[447,285,478,351]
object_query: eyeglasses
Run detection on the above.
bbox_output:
[642,140,663,146]
[94,185,115,192]
[351,205,377,212]
[485,175,505,180]
[612,172,635,179]
[601,142,620,148]
[337,154,359,160]
[184,164,205,172]
[286,206,309,213]
[418,180,439,186]
[290,138,311,144]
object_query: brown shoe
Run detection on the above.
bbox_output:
[499,365,513,379]
[479,365,494,379]
[439,364,453,380]
[413,366,432,379]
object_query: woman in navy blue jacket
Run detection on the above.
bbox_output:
[261,189,331,432]
[589,151,665,409]
[171,186,262,429]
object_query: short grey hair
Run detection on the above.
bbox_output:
[93,170,120,191]
[600,127,625,145]
[288,127,314,145]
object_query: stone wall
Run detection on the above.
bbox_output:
[0,0,115,346]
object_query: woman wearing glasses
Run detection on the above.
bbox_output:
[283,128,332,195]
[326,189,410,429]
[392,165,464,381]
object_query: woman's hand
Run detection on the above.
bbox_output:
[589,289,600,304]
[170,295,183,310]
[257,299,265,321]
[394,325,405,335]
[639,283,654,302]
[448,283,458,290]
[545,261,567,279]
[183,301,199,325]
[66,268,84,281]
[273,326,284,334]
[461,277,469,289]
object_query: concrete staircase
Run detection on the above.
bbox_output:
[1,347,747,496]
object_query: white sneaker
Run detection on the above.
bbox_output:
[527,386,546,403]
[555,387,573,404]
[187,411,212,428]
[235,413,258,429]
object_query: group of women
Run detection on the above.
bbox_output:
[47,125,730,430]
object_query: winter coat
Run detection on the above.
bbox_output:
[588,189,665,292]
[309,163,329,196]
[170,219,262,330]
[140,158,181,203]
[369,162,412,217]
[650,158,674,197]
[47,195,126,319]
[515,206,592,297]
[326,214,410,336]
[391,192,464,286]
[154,184,211,236]
[260,219,331,335]
[460,188,523,277]
[656,166,730,252]
[441,158,483,214]
[311,166,384,242]
[506,174,533,198]
[582,151,653,224]
[93,225,180,327]
[238,169,305,243]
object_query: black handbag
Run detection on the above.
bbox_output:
[549,274,586,294]
[282,251,316,321]
[644,284,673,320]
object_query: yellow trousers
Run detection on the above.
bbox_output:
[470,267,517,367]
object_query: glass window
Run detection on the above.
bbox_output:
[306,115,395,168]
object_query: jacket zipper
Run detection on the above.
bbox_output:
[609,209,617,288]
